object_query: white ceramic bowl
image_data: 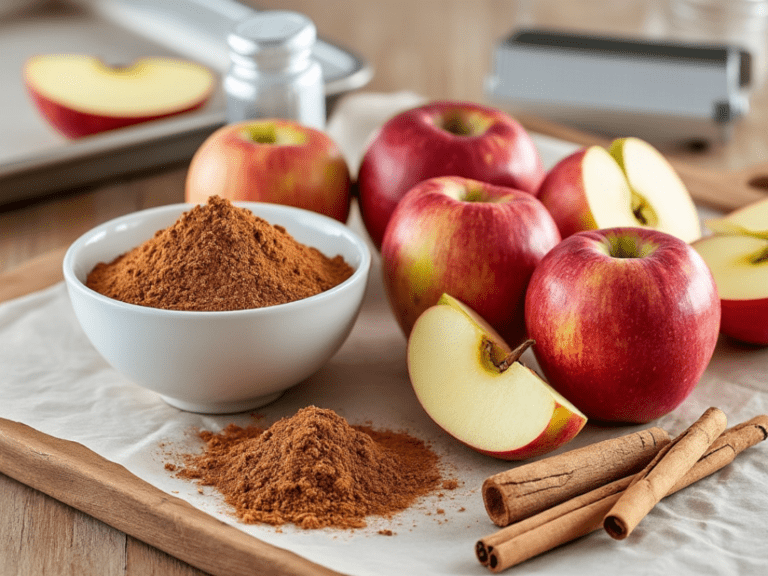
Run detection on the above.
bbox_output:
[63,202,371,414]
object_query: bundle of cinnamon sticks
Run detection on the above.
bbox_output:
[476,408,768,572]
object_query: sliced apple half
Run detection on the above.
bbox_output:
[538,137,701,243]
[692,234,768,345]
[406,294,587,460]
[706,197,768,238]
[24,54,216,138]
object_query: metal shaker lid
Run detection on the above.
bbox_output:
[227,10,317,59]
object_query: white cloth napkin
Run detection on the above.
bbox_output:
[1,92,766,576]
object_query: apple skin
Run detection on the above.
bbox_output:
[525,227,721,424]
[537,148,601,238]
[185,119,352,222]
[382,176,561,347]
[24,55,214,139]
[720,298,768,345]
[357,100,545,249]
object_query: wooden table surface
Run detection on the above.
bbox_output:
[2,1,768,574]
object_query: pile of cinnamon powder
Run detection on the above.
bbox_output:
[86,196,354,311]
[175,406,444,529]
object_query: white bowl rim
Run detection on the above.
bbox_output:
[62,201,372,318]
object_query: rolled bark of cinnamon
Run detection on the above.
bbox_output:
[482,427,670,527]
[476,414,768,573]
[603,407,727,540]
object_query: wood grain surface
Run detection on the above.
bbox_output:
[3,1,768,574]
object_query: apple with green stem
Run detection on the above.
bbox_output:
[24,54,215,138]
[357,100,545,249]
[381,176,560,347]
[407,294,587,460]
[525,227,720,423]
[538,138,701,243]
[185,119,352,222]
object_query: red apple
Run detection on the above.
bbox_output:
[407,294,586,460]
[185,119,352,222]
[381,176,561,347]
[357,100,545,249]
[538,138,701,243]
[525,227,720,423]
[24,54,215,138]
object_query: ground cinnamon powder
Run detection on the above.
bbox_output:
[175,406,444,529]
[86,196,354,311]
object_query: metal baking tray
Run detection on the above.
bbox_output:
[0,0,372,205]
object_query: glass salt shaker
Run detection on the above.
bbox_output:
[224,10,325,129]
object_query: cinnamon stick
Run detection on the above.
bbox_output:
[482,427,670,527]
[603,407,727,540]
[476,414,768,573]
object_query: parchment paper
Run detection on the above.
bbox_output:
[1,92,767,576]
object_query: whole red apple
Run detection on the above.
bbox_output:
[525,227,720,423]
[382,176,560,347]
[185,119,351,222]
[358,100,545,249]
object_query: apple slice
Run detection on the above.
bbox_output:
[706,197,768,238]
[24,54,215,138]
[407,294,587,460]
[692,234,768,345]
[538,137,701,243]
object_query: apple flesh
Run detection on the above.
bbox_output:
[706,197,768,238]
[538,138,701,243]
[407,294,586,460]
[693,234,768,345]
[24,54,215,138]
[381,176,560,347]
[525,227,720,423]
[185,119,352,222]
[357,100,545,249]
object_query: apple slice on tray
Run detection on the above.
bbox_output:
[407,293,587,460]
[24,54,216,138]
[538,137,701,243]
[693,228,768,346]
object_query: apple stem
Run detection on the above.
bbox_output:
[496,339,535,372]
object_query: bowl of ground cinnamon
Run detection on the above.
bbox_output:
[62,196,371,414]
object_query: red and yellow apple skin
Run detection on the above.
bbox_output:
[537,148,600,238]
[525,227,721,424]
[24,55,215,139]
[185,119,352,223]
[357,100,545,249]
[382,176,561,347]
[471,404,586,460]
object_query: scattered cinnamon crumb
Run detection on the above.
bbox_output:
[164,463,177,472]
[442,479,459,490]
[378,529,395,536]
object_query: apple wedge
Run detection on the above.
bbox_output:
[407,294,586,460]
[538,137,701,243]
[693,234,768,345]
[24,54,215,138]
[706,197,768,238]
